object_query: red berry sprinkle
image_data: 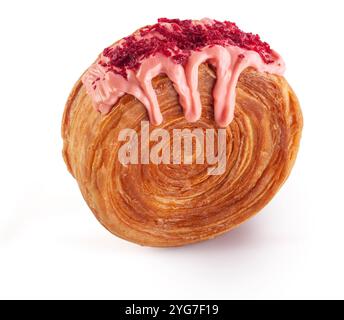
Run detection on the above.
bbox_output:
[100,18,275,78]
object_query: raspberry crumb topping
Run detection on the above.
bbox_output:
[100,18,276,79]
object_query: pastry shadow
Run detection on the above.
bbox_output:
[66,215,266,253]
[166,218,266,253]
[61,207,272,255]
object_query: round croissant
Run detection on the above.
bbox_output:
[62,63,303,247]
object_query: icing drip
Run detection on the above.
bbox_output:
[82,18,285,127]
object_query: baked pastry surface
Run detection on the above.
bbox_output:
[62,64,303,246]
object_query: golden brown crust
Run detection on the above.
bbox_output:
[62,64,303,247]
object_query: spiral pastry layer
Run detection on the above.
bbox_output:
[62,64,303,247]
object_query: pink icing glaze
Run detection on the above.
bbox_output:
[82,19,285,127]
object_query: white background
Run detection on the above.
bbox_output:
[0,0,343,300]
